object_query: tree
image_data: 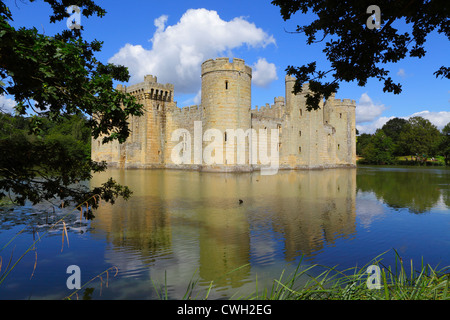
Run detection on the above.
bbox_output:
[356,132,372,156]
[440,122,450,165]
[271,0,449,110]
[398,116,441,163]
[381,117,408,156]
[382,118,408,142]
[0,113,94,206]
[361,129,395,165]
[0,1,143,209]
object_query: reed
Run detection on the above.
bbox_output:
[64,265,119,300]
[149,250,450,300]
[0,194,119,299]
[241,250,450,300]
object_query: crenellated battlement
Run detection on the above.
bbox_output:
[166,104,202,116]
[201,57,252,78]
[325,93,356,108]
[182,105,200,113]
[118,75,174,102]
[95,57,356,171]
[285,75,310,92]
[252,97,285,119]
[144,75,158,83]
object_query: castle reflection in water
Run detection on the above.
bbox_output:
[89,168,356,291]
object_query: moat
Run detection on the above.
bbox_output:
[0,166,449,299]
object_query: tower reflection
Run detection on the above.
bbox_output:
[89,168,356,292]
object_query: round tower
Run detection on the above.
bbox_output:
[285,74,297,114]
[200,58,252,168]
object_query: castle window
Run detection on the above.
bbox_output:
[338,144,340,150]
[225,81,229,90]
[299,131,302,137]
[224,131,227,142]
[299,108,303,118]
[339,113,342,118]
[299,146,301,153]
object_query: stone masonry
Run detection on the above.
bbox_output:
[91,57,356,172]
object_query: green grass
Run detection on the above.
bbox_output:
[153,251,450,300]
[394,155,446,166]
[250,254,450,300]
[357,155,447,166]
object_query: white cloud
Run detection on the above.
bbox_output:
[397,68,406,78]
[356,110,450,134]
[408,111,450,130]
[109,9,276,95]
[355,93,386,124]
[181,89,202,106]
[357,116,394,134]
[251,58,278,87]
[192,90,202,105]
[0,95,16,114]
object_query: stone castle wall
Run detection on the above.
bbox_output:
[91,58,356,172]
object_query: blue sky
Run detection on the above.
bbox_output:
[2,0,449,133]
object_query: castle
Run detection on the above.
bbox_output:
[91,57,356,173]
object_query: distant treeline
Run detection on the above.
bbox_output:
[0,112,91,176]
[0,112,94,205]
[2,113,449,168]
[357,116,450,166]
[0,112,91,164]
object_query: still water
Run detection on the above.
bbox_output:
[0,166,449,299]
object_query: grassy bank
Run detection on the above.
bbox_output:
[155,252,450,300]
[357,155,447,166]
[250,258,450,300]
